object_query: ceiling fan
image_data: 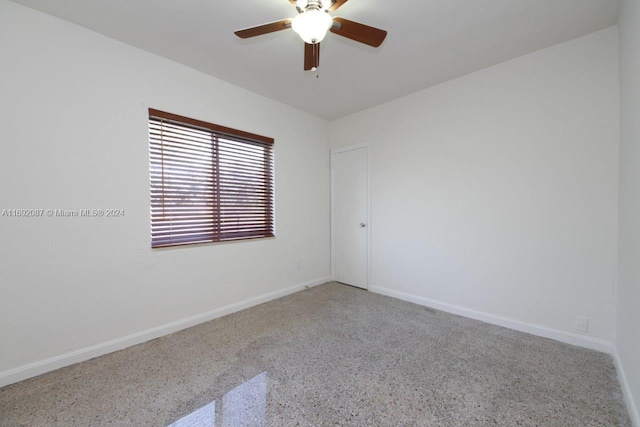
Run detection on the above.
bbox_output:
[234,0,387,72]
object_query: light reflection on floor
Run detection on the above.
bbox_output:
[167,372,267,427]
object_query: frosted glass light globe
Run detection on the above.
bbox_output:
[292,9,333,44]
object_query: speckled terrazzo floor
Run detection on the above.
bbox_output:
[0,282,632,426]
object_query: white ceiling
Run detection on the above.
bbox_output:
[10,0,620,120]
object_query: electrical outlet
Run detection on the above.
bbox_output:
[575,317,589,333]
[294,258,301,270]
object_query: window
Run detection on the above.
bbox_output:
[149,109,274,248]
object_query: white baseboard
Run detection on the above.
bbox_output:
[370,286,614,353]
[612,346,640,427]
[0,276,331,388]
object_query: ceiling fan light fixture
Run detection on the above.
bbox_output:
[292,9,333,44]
[234,0,388,71]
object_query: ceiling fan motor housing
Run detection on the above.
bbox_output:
[297,0,329,11]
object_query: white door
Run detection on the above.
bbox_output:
[332,145,369,289]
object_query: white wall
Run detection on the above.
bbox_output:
[0,0,330,385]
[330,28,620,346]
[617,0,640,424]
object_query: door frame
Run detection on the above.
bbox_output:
[330,143,371,289]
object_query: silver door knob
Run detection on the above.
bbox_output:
[360,223,366,228]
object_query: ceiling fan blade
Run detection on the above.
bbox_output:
[330,17,387,47]
[234,19,292,39]
[304,43,320,70]
[328,0,349,11]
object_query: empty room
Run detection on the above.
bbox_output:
[1,0,639,425]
